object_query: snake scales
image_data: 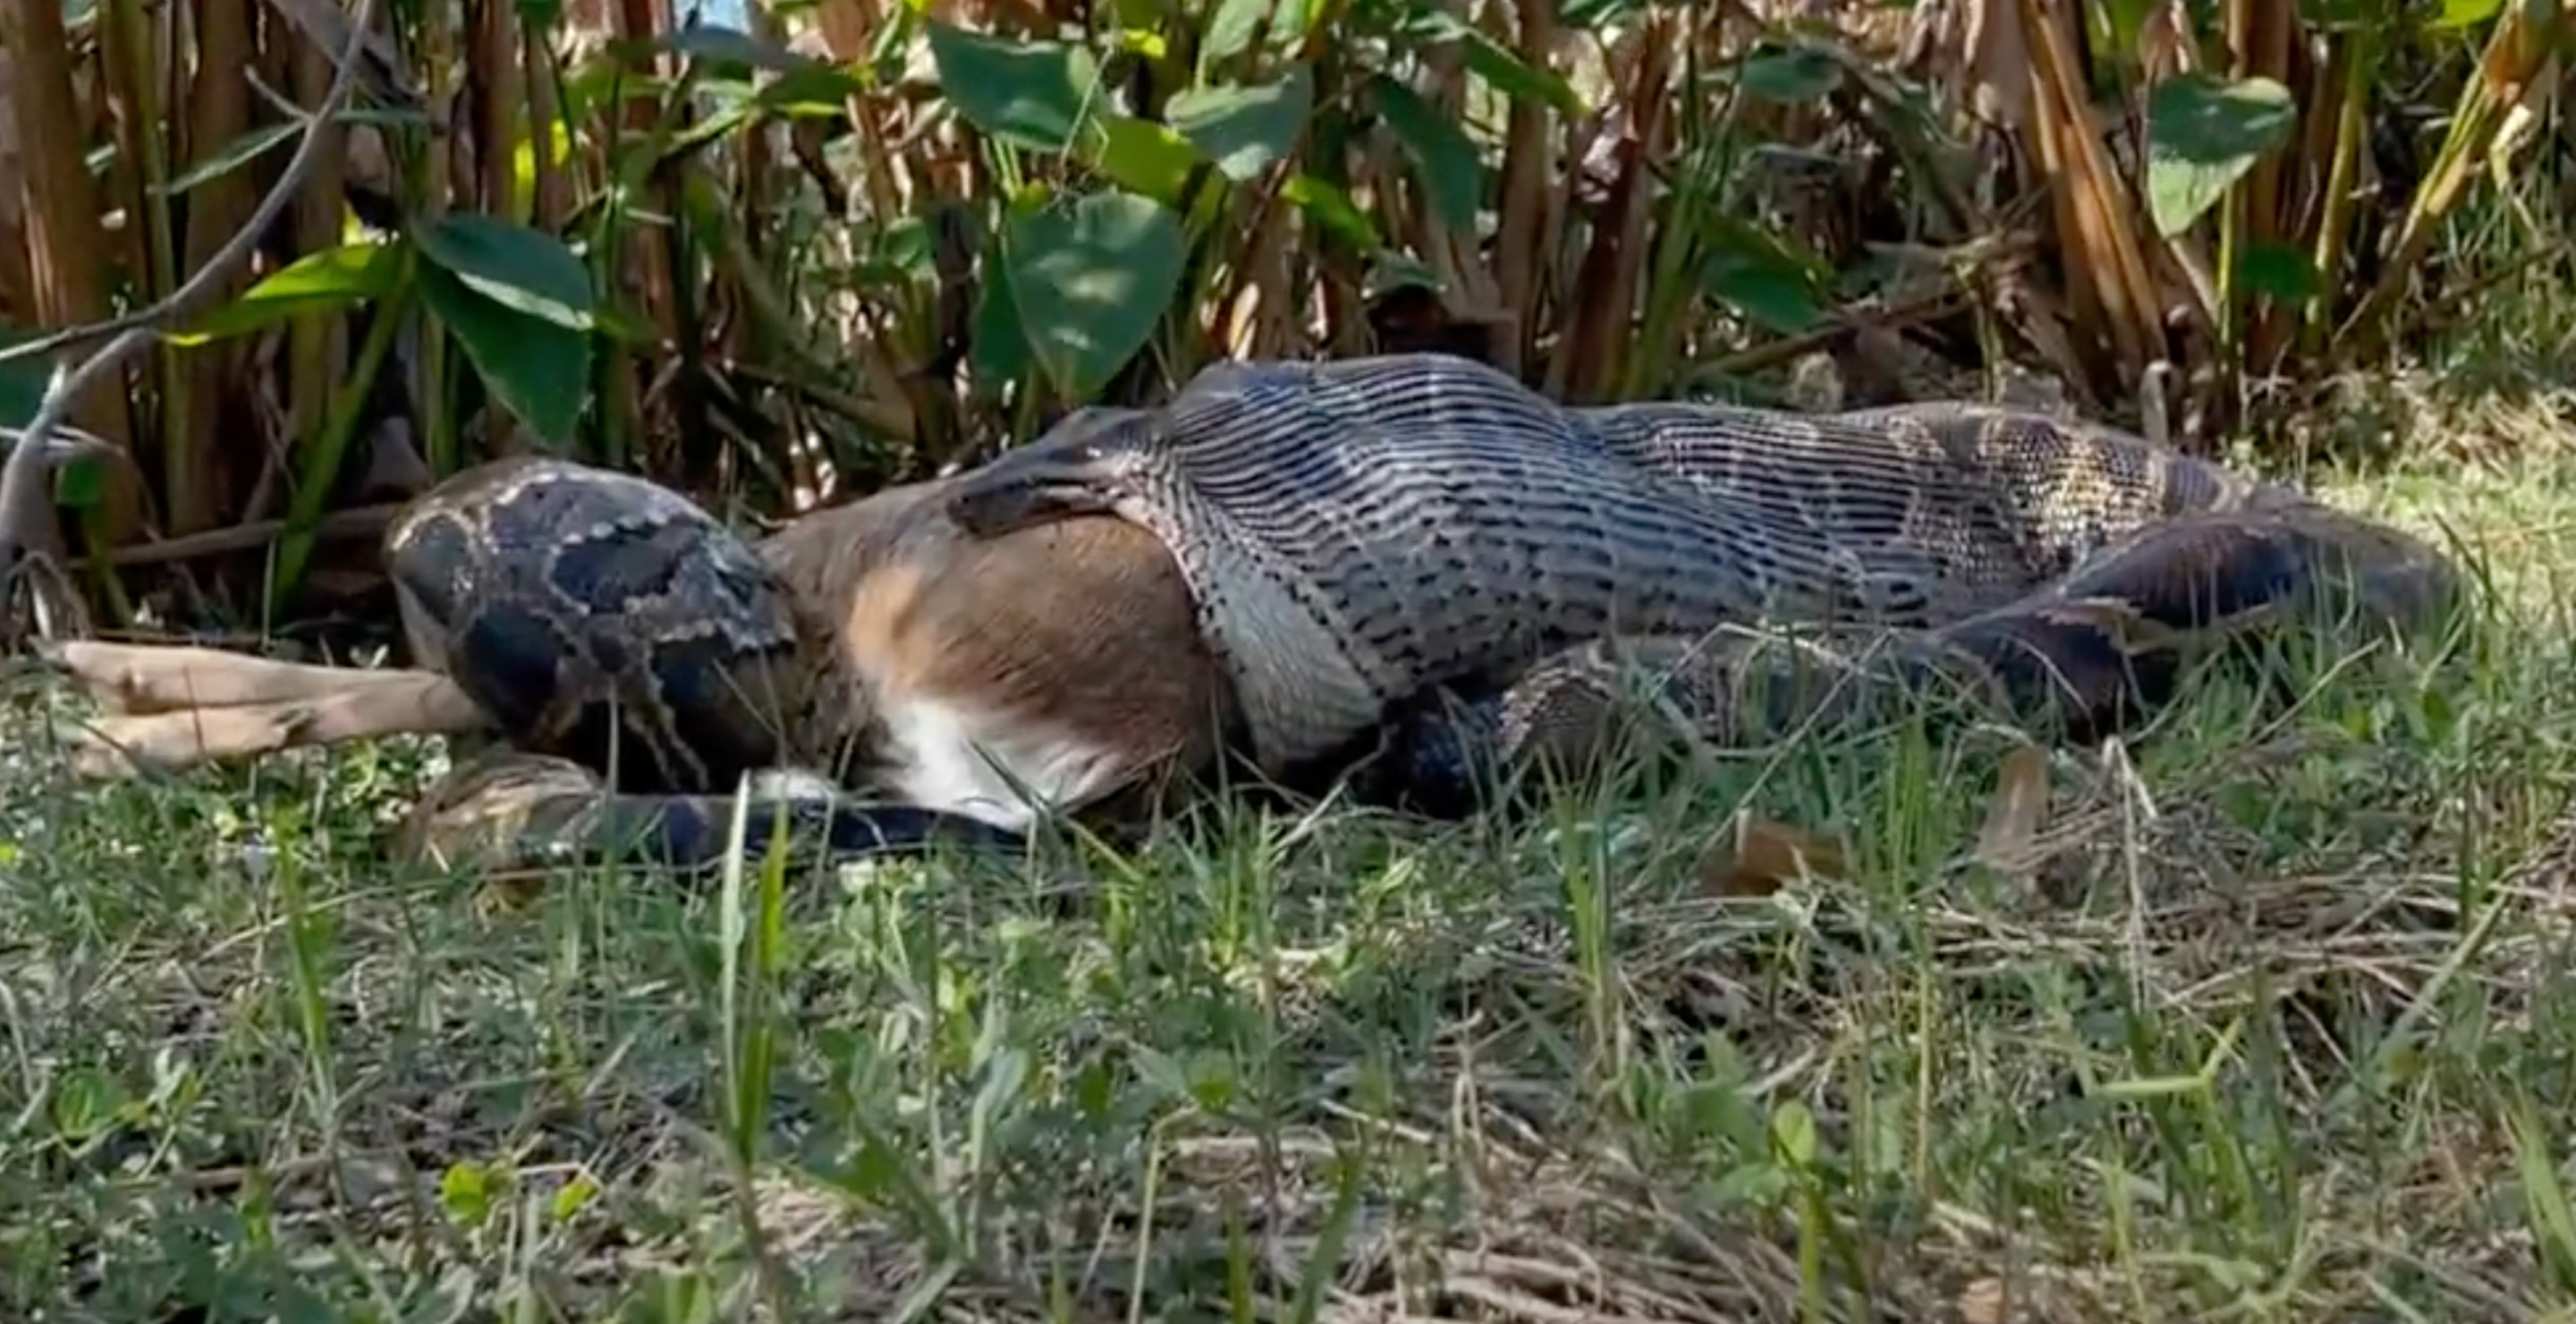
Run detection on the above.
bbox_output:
[384,352,2465,870]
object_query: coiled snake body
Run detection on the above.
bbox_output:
[385,353,2465,870]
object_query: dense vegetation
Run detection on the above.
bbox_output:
[0,0,2569,629]
[4,0,2576,1320]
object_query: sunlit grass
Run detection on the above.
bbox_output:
[5,384,2576,1322]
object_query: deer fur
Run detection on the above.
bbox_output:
[52,473,1243,844]
[758,476,1240,831]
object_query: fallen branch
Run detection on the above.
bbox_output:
[69,502,402,571]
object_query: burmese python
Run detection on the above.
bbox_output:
[384,353,2466,869]
[383,455,1021,870]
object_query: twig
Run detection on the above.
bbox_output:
[0,0,388,615]
[69,501,404,571]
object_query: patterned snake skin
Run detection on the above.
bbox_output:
[386,352,2464,868]
[384,455,1022,870]
[942,352,2463,805]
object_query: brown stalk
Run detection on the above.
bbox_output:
[1486,0,1558,378]
[2015,0,2159,395]
[174,0,263,537]
[92,0,171,558]
[525,15,571,232]
[284,0,352,521]
[1555,15,1669,404]
[475,0,522,217]
[0,0,383,613]
[0,51,34,323]
[2229,0,2298,375]
[602,0,677,468]
[2340,3,2563,355]
[70,501,402,571]
[3,0,131,454]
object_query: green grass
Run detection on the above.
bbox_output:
[12,390,2576,1322]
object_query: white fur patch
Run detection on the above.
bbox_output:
[741,766,844,802]
[874,690,1134,832]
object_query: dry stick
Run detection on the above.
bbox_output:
[0,0,387,610]
[71,501,402,570]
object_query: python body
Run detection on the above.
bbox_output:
[383,352,2463,870]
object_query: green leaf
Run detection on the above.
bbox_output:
[419,262,592,447]
[2144,73,2298,237]
[439,1160,496,1229]
[2432,0,2504,28]
[53,452,109,510]
[925,21,1103,154]
[2237,239,2322,304]
[1453,25,1586,116]
[1364,250,1443,300]
[1701,224,1828,334]
[1081,114,1204,206]
[155,106,433,198]
[1198,0,1276,72]
[1770,1099,1820,1167]
[1002,189,1185,400]
[166,241,411,346]
[0,331,47,429]
[970,230,1034,399]
[157,122,298,197]
[754,63,874,115]
[1280,174,1380,250]
[1739,43,1842,103]
[1369,76,1482,232]
[1167,66,1315,182]
[1388,8,1585,116]
[413,214,597,331]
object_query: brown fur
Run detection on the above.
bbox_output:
[756,476,1237,827]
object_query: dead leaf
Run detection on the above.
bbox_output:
[1971,742,2053,880]
[1957,1275,2009,1324]
[1698,811,1845,898]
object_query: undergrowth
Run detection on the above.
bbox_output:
[6,381,2576,1322]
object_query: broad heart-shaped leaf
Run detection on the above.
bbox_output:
[413,214,596,331]
[165,241,410,346]
[1080,114,1204,206]
[925,21,1103,154]
[1368,75,1482,232]
[2144,73,2298,237]
[418,261,592,448]
[1167,65,1315,182]
[970,266,1034,403]
[1002,189,1185,400]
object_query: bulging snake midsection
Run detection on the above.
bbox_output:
[377,352,2469,870]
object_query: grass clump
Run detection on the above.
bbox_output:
[8,394,2576,1322]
